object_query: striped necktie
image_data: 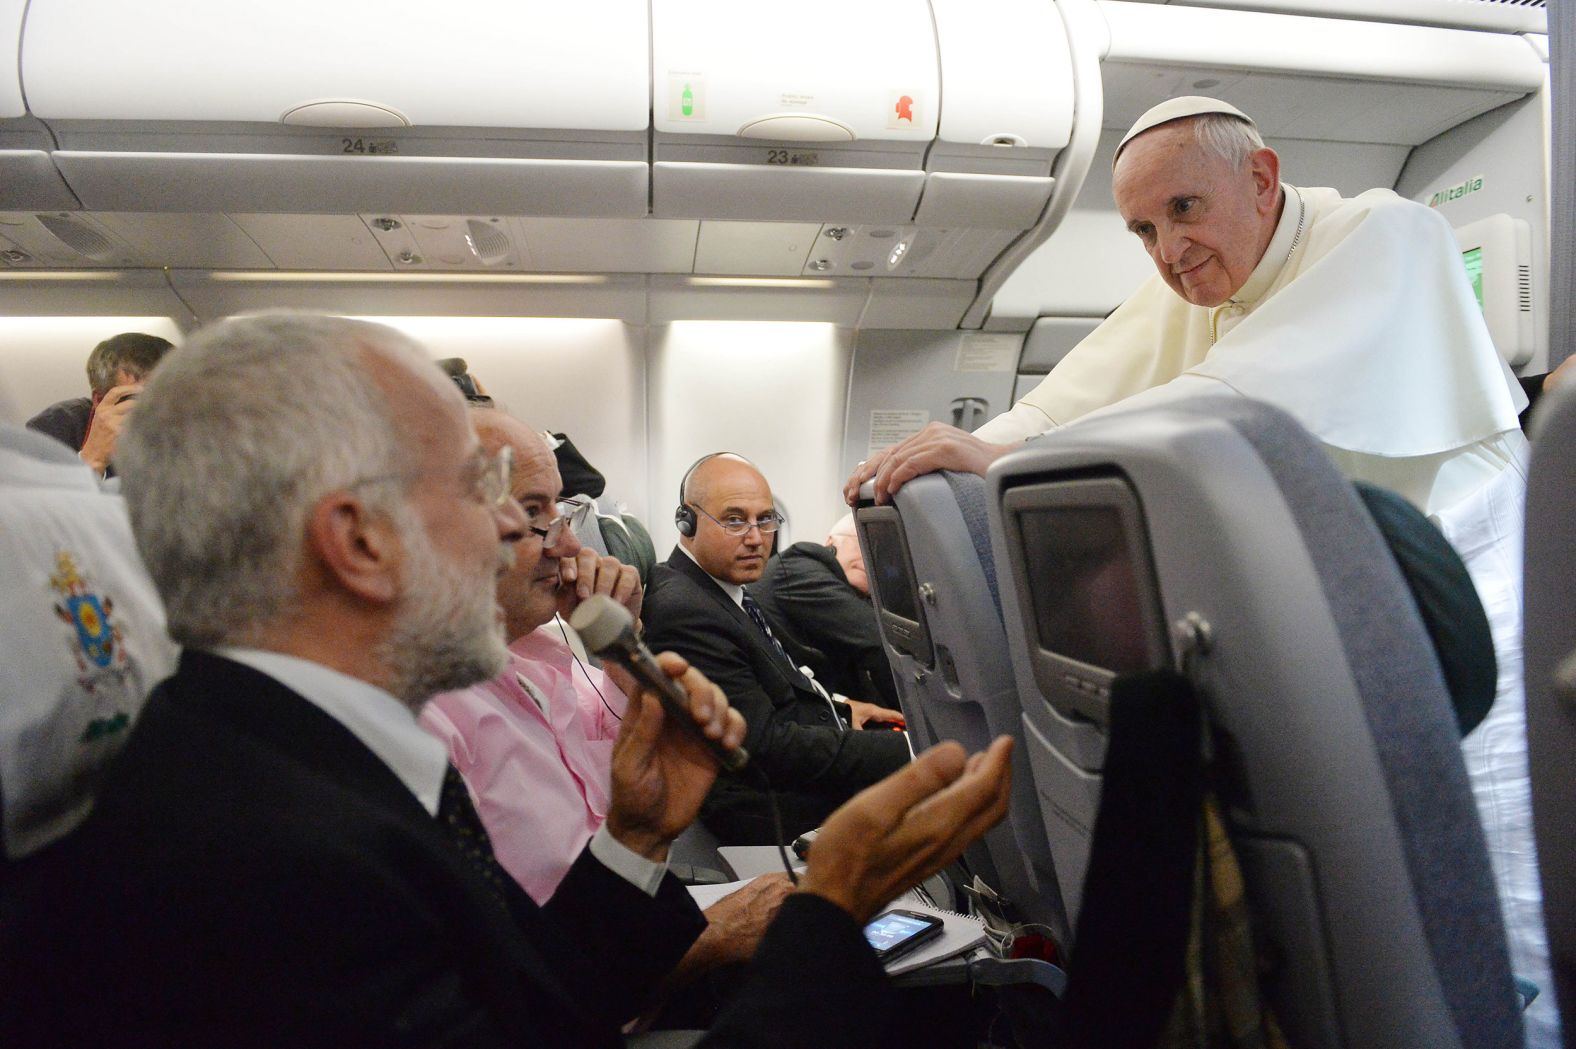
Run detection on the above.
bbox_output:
[742,591,842,726]
[740,591,799,671]
[437,763,513,912]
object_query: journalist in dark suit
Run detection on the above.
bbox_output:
[0,314,1013,1048]
[644,455,910,844]
[749,515,902,712]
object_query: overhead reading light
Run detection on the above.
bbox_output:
[203,272,609,285]
[685,277,837,289]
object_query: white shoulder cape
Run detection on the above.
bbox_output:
[983,188,1525,458]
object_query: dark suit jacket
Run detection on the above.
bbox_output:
[644,550,910,844]
[750,542,901,711]
[0,651,891,1048]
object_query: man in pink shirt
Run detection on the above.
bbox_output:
[422,408,788,983]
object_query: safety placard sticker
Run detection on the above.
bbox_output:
[868,409,929,457]
[955,333,1018,373]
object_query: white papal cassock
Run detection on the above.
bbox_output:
[977,183,1556,1048]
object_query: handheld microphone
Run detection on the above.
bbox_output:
[570,595,749,773]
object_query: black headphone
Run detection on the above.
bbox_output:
[674,452,748,537]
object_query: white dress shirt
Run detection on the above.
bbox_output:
[214,646,666,895]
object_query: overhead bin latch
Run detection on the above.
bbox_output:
[280,100,412,128]
[737,114,856,142]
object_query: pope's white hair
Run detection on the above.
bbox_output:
[1190,112,1266,170]
[116,311,437,648]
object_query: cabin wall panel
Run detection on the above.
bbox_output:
[360,316,649,518]
[646,321,850,554]
[842,328,1020,477]
[1396,91,1551,373]
[0,314,184,423]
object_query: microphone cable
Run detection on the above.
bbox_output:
[744,762,799,886]
[558,616,623,723]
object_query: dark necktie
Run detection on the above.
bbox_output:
[437,763,513,912]
[741,591,799,671]
[741,590,833,696]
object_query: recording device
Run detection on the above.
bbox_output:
[570,595,749,772]
[863,908,945,962]
[790,828,819,860]
[436,357,494,407]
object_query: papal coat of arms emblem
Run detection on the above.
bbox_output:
[49,550,133,741]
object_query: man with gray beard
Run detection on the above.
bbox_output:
[0,312,1015,1049]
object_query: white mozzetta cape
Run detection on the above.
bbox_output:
[978,186,1526,458]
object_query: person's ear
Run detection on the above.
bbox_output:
[1248,147,1280,216]
[305,491,402,604]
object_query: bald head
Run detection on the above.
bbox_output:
[471,408,581,641]
[1112,113,1282,309]
[825,513,868,595]
[472,408,552,478]
[682,455,776,585]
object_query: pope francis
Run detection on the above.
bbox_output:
[847,96,1553,1048]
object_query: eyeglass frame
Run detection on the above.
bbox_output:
[524,495,591,546]
[350,443,514,510]
[689,502,784,537]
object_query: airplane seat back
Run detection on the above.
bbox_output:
[1523,380,1576,1032]
[566,498,658,588]
[597,510,657,587]
[857,471,1071,947]
[988,394,1521,1049]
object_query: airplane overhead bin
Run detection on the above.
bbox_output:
[0,0,75,211]
[10,0,1081,237]
[0,0,1090,325]
[17,0,653,216]
[651,0,1080,281]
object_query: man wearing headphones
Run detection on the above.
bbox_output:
[643,453,911,845]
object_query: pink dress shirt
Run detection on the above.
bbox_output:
[421,623,627,904]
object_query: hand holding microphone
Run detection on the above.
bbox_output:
[571,595,749,772]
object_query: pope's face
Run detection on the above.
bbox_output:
[1112,123,1280,309]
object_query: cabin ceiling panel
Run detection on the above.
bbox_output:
[511,218,700,274]
[1102,62,1526,146]
[90,213,274,269]
[694,222,820,277]
[1112,0,1546,35]
[226,215,392,270]
[166,272,649,325]
[0,212,139,268]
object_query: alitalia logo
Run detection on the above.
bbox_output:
[1429,176,1484,208]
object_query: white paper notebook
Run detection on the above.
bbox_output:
[877,894,988,976]
[685,881,988,976]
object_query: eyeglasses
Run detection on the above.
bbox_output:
[525,496,590,546]
[691,504,784,537]
[352,444,513,509]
